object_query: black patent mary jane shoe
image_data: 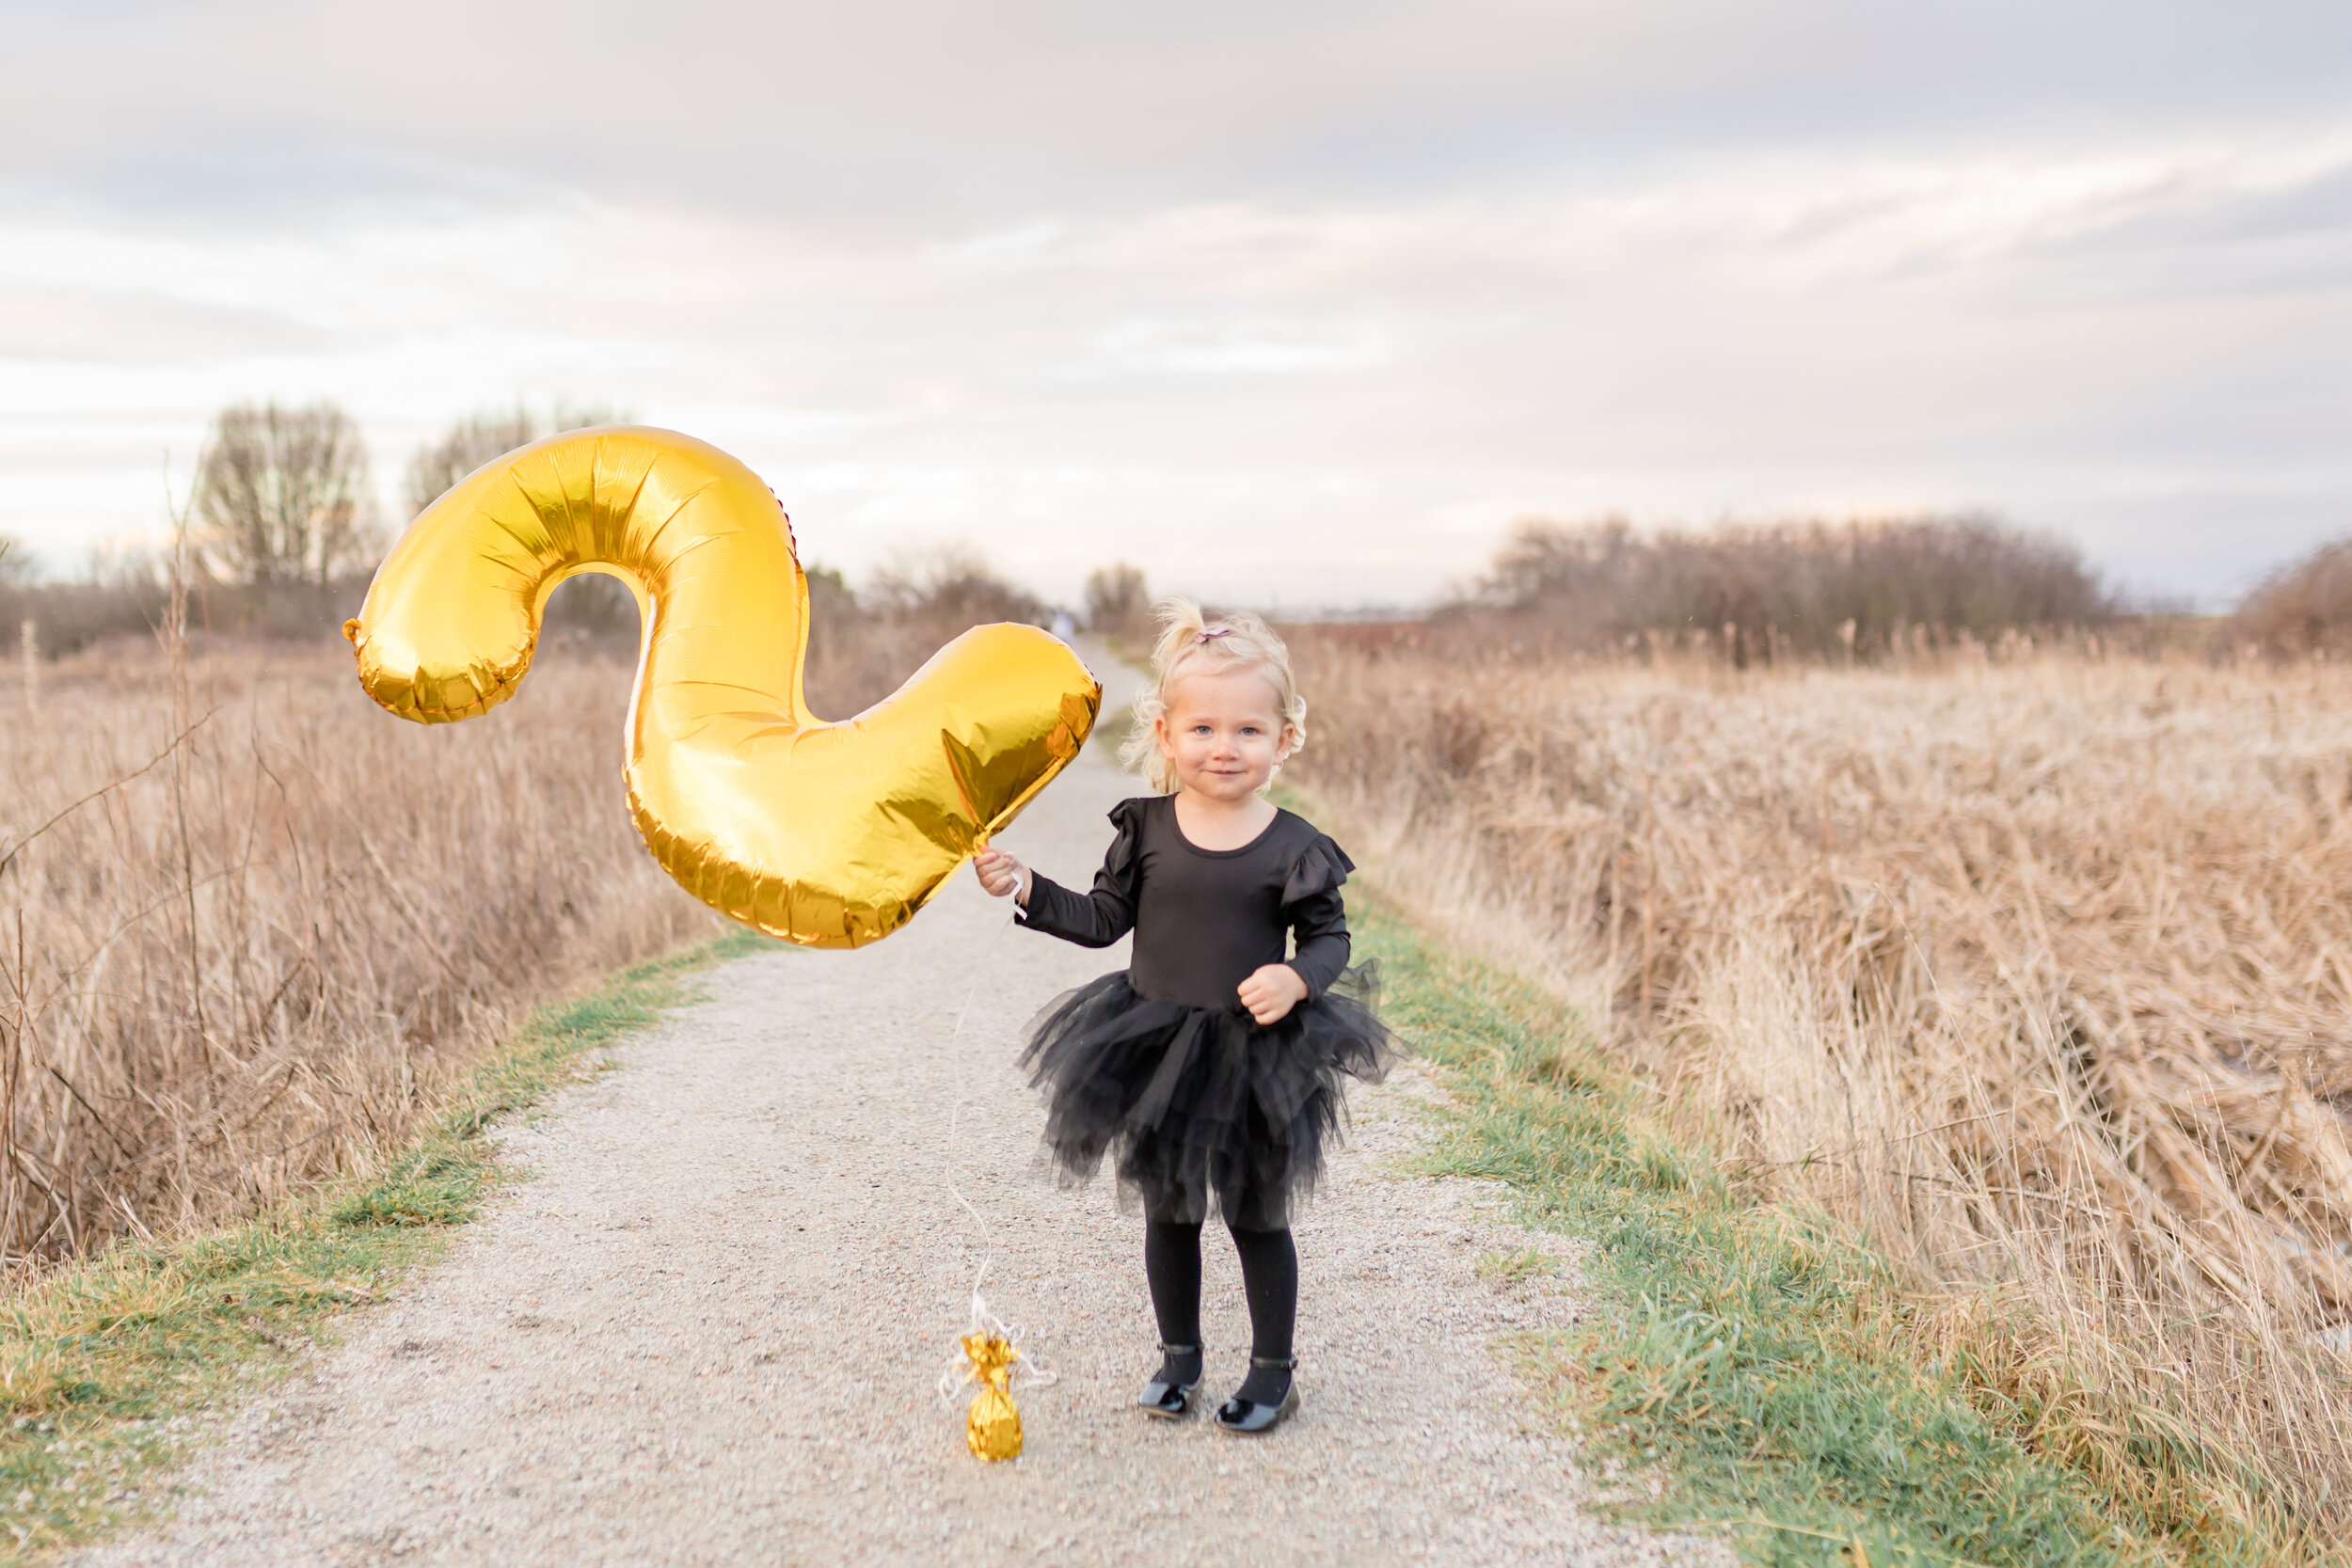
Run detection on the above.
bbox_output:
[1137,1343,1203,1419]
[1215,1355,1300,1435]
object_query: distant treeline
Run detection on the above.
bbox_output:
[9,398,2350,666]
[0,402,650,657]
[1447,515,2121,664]
[1434,514,2352,664]
[0,401,1047,673]
[0,397,1167,710]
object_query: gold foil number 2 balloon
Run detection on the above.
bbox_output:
[345,427,1101,948]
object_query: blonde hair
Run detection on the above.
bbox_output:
[1119,598,1308,793]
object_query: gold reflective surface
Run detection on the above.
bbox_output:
[958,1333,1025,1462]
[346,426,1100,948]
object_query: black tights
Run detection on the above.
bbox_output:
[1144,1218,1297,1402]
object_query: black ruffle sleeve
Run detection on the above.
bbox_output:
[1014,798,1145,948]
[1281,835,1356,1001]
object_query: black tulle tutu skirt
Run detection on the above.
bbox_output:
[1020,966,1402,1230]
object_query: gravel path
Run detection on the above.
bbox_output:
[74,674,1723,1567]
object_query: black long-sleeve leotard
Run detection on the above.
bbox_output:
[1015,795,1353,1008]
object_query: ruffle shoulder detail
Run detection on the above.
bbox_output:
[1102,796,1156,881]
[1281,833,1356,907]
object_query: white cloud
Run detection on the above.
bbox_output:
[3,3,2350,607]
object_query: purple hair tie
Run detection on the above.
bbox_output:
[1196,627,1231,643]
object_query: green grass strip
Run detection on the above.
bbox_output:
[1352,901,2280,1568]
[0,927,777,1562]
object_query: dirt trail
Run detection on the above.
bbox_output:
[74,666,1718,1567]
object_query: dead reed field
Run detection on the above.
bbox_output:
[1290,632,2352,1532]
[0,636,717,1270]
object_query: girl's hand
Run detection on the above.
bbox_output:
[1238,963,1309,1025]
[975,848,1031,904]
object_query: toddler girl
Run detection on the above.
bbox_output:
[974,600,1398,1433]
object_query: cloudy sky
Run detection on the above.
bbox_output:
[5,1,2349,609]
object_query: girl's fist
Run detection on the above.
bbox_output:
[1238,963,1308,1025]
[975,848,1030,903]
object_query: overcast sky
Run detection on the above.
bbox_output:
[6,1,2349,610]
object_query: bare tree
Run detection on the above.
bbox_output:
[872,544,1044,629]
[1085,562,1150,637]
[404,404,633,637]
[405,404,624,517]
[194,403,379,593]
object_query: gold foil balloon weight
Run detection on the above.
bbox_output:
[938,1291,1053,1463]
[960,1333,1022,1462]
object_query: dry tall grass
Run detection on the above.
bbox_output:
[0,636,717,1269]
[0,531,1051,1275]
[1291,632,2352,1536]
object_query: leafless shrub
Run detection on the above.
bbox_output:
[3,554,172,660]
[869,545,1043,627]
[803,547,1045,718]
[2233,536,2352,660]
[1288,628,2352,1531]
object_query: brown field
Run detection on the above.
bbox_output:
[0,635,721,1269]
[0,547,1034,1274]
[1288,630,2352,1529]
[17,563,2352,1536]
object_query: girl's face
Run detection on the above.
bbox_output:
[1155,664,1293,801]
